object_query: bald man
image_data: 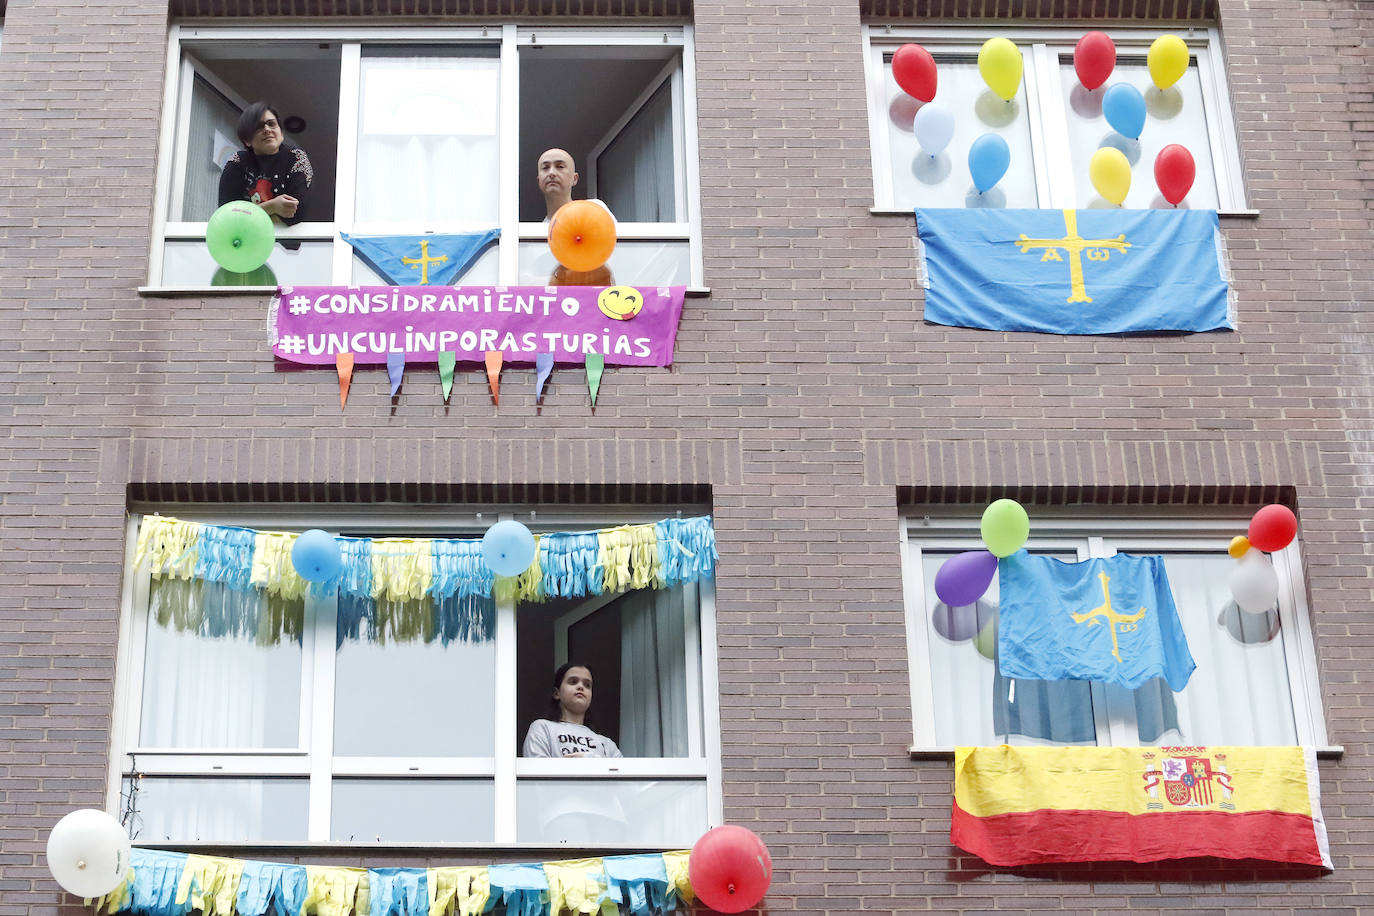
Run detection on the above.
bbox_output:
[537,147,615,287]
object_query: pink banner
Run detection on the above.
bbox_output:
[269,285,687,367]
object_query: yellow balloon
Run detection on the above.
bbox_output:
[1228,535,1251,559]
[978,37,1023,101]
[1148,35,1189,90]
[1089,147,1132,205]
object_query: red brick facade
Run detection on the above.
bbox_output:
[1,0,1371,912]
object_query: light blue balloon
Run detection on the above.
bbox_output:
[967,133,1011,193]
[291,529,341,583]
[482,520,537,577]
[912,102,955,156]
[1102,83,1146,139]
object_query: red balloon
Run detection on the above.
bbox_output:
[893,44,938,102]
[1154,144,1196,206]
[689,825,773,914]
[1249,505,1298,553]
[1074,31,1116,91]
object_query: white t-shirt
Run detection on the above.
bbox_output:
[522,719,623,758]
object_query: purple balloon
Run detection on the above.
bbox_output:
[934,550,999,608]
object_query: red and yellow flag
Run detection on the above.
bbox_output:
[952,745,1330,868]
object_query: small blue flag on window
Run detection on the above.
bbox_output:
[997,551,1195,691]
[914,208,1233,334]
[341,230,500,286]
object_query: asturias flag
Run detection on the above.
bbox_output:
[341,231,500,287]
[998,551,1195,691]
[952,745,1331,868]
[915,208,1234,334]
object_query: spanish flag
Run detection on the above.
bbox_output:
[952,746,1331,868]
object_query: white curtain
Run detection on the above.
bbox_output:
[139,578,301,749]
[618,585,691,757]
[354,54,499,225]
[179,74,241,222]
[597,80,675,223]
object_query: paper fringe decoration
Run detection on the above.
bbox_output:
[133,515,717,645]
[94,847,695,916]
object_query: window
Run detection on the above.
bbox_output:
[864,27,1247,211]
[151,25,703,289]
[901,512,1326,750]
[111,509,721,847]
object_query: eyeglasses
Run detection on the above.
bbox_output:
[255,118,280,133]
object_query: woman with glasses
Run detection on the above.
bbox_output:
[217,101,313,225]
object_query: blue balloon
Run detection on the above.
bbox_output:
[291,529,341,583]
[968,133,1011,192]
[482,520,537,577]
[1102,83,1146,139]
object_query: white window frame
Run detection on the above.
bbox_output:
[147,24,705,293]
[900,510,1327,754]
[862,25,1250,214]
[108,505,723,849]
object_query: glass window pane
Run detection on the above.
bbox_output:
[920,549,1094,746]
[331,779,494,842]
[128,777,308,843]
[1059,58,1221,209]
[334,595,497,757]
[139,579,302,749]
[519,240,690,286]
[356,51,500,225]
[351,244,499,286]
[884,54,1039,208]
[1105,551,1297,745]
[516,779,707,845]
[160,240,333,286]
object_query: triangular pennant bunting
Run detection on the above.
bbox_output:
[535,353,554,405]
[485,351,503,405]
[336,352,354,409]
[438,352,456,402]
[586,353,605,406]
[387,351,405,398]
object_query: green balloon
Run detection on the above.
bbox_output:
[981,498,1029,558]
[206,201,275,274]
[211,263,278,287]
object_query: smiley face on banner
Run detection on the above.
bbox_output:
[597,286,644,321]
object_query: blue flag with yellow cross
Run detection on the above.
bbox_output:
[997,551,1195,691]
[341,231,500,286]
[914,208,1233,334]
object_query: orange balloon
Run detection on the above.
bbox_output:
[548,200,616,272]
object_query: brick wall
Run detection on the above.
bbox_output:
[1,0,1371,912]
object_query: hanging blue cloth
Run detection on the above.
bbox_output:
[236,860,307,916]
[121,848,191,916]
[194,525,256,591]
[431,538,494,601]
[604,854,672,915]
[655,515,717,587]
[539,531,604,598]
[487,863,549,916]
[366,868,428,916]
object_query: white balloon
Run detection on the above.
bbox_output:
[45,809,130,898]
[1230,552,1279,614]
[913,102,955,156]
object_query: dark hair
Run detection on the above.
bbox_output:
[236,102,280,148]
[543,661,595,724]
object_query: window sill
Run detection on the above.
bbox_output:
[870,207,1261,219]
[909,745,1344,760]
[139,286,712,298]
